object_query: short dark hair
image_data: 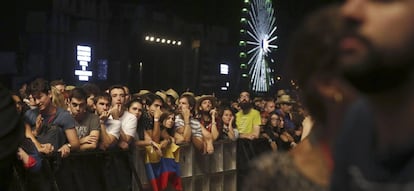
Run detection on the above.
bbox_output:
[82,82,101,97]
[93,92,111,104]
[27,78,50,95]
[50,79,65,87]
[142,93,164,107]
[239,91,251,98]
[108,85,125,95]
[125,98,143,110]
[68,87,87,101]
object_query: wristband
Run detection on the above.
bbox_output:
[154,118,159,122]
[24,156,37,169]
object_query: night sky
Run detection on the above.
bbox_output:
[0,0,339,89]
[0,0,338,59]
[144,0,340,70]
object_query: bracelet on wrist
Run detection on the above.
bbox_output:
[154,118,159,122]
[66,143,72,150]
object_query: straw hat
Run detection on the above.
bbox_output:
[196,94,216,103]
[196,94,217,109]
[275,94,296,104]
[165,88,179,100]
[65,85,76,91]
[276,89,287,97]
[155,91,167,102]
[136,89,151,96]
[181,91,195,97]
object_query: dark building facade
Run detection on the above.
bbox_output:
[4,0,240,98]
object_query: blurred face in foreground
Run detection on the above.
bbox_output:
[339,0,414,93]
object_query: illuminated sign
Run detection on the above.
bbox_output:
[75,45,92,81]
[220,64,229,75]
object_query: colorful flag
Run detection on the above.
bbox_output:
[144,143,182,191]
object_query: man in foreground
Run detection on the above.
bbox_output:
[331,0,414,190]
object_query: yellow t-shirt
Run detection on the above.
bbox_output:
[235,109,261,134]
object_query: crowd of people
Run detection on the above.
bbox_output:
[3,0,414,190]
[7,77,309,190]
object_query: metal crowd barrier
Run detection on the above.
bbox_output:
[11,139,270,191]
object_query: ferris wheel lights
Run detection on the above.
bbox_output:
[177,41,182,46]
[240,18,247,23]
[242,74,249,78]
[244,0,250,4]
[239,52,247,58]
[240,63,247,69]
[240,29,246,34]
[239,41,246,46]
[242,8,248,13]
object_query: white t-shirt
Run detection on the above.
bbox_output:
[119,111,138,138]
[104,119,121,139]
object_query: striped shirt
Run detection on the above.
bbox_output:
[175,115,202,137]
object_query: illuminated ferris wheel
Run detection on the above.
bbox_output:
[239,0,278,92]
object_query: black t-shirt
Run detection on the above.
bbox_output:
[331,99,414,191]
[137,111,153,140]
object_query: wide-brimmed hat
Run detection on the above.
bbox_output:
[181,91,195,97]
[196,94,216,108]
[196,94,216,103]
[275,94,296,104]
[155,91,167,102]
[276,89,287,97]
[165,88,179,100]
[65,85,76,91]
[136,89,151,96]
